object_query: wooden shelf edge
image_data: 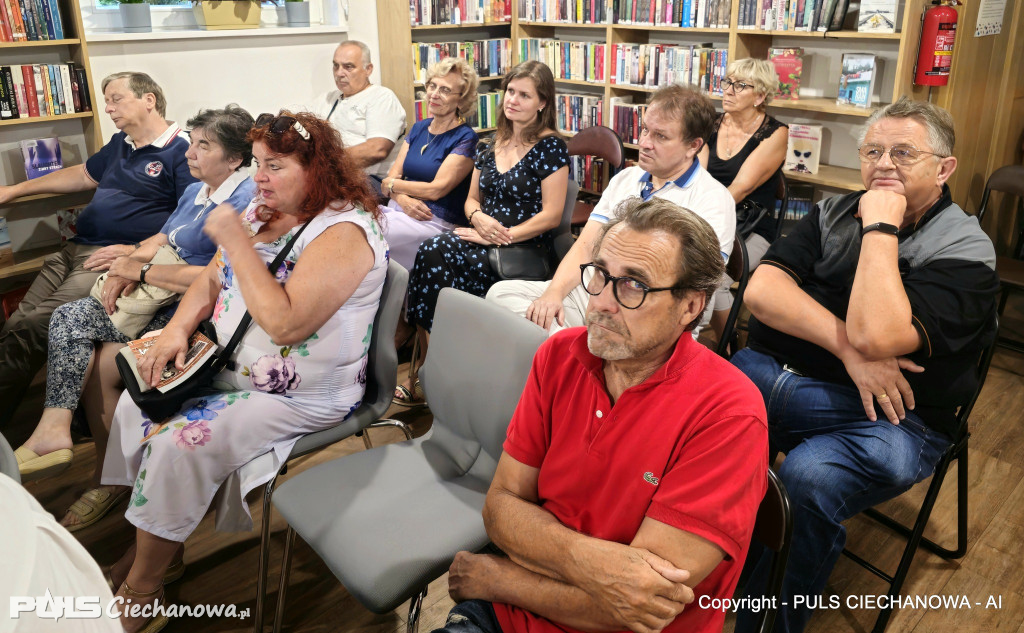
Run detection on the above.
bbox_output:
[0,111,95,127]
[0,244,61,281]
[0,38,82,48]
[1,190,94,209]
[785,164,862,191]
[767,97,880,117]
[411,21,511,30]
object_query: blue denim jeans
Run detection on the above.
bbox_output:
[431,600,502,633]
[731,348,949,633]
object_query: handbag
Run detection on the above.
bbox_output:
[89,244,187,338]
[487,243,552,281]
[115,221,311,422]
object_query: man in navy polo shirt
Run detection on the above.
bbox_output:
[0,71,194,427]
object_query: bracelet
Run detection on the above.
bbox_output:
[861,222,899,237]
[468,209,481,223]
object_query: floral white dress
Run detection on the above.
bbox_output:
[102,202,389,541]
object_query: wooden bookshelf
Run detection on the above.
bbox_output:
[0,245,62,281]
[786,163,863,192]
[0,38,82,48]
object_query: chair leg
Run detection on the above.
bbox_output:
[870,456,954,633]
[406,586,428,633]
[369,419,415,441]
[361,429,374,449]
[254,473,281,632]
[271,526,297,633]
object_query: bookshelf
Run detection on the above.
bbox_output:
[1,0,102,280]
[378,0,1016,200]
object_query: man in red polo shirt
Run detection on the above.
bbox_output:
[441,197,768,633]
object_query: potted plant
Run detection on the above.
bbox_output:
[191,0,262,30]
[119,0,152,33]
[284,0,309,27]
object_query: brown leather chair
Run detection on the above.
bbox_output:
[555,126,626,260]
[976,164,1024,353]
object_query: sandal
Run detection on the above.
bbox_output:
[15,446,73,482]
[63,487,130,533]
[108,543,186,590]
[392,380,426,407]
[118,582,170,633]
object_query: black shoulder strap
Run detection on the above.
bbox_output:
[216,220,312,368]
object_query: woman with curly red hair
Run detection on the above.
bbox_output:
[99,111,388,633]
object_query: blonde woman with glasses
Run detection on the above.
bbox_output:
[380,58,480,272]
[698,57,788,340]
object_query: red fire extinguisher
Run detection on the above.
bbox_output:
[915,0,959,86]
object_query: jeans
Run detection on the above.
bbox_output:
[431,600,502,633]
[731,348,949,633]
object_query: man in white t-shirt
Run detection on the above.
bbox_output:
[487,84,736,335]
[309,40,406,187]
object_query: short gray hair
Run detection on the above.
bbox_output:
[101,71,167,117]
[859,97,955,157]
[595,197,725,331]
[339,40,372,68]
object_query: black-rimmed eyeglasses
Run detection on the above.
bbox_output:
[580,263,685,310]
[255,113,311,141]
[721,78,753,93]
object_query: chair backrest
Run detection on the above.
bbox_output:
[773,172,789,242]
[751,468,793,633]
[291,260,409,456]
[419,288,548,476]
[976,164,1024,225]
[567,125,626,169]
[0,432,20,484]
[950,316,999,440]
[553,180,581,263]
[717,237,750,357]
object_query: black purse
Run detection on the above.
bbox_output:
[487,243,552,281]
[116,221,310,422]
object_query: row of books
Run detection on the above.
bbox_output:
[609,43,727,95]
[608,98,647,145]
[0,0,64,42]
[568,155,607,192]
[408,0,511,26]
[614,0,732,27]
[0,63,93,120]
[517,0,609,24]
[518,38,606,83]
[737,0,844,31]
[412,38,512,84]
[555,92,603,133]
[413,91,503,130]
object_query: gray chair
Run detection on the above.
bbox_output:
[252,259,409,632]
[0,432,20,483]
[269,288,548,633]
[553,179,581,263]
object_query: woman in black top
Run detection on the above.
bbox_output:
[699,57,788,339]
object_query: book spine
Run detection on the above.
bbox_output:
[45,0,59,38]
[10,64,28,117]
[67,63,80,112]
[75,65,91,111]
[49,64,65,114]
[37,0,54,39]
[22,64,38,116]
[0,0,12,41]
[42,64,55,115]
[0,67,13,119]
[6,0,26,40]
[58,62,73,112]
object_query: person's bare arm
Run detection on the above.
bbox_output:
[845,190,922,359]
[0,164,96,204]
[345,138,396,170]
[726,126,787,204]
[482,453,693,619]
[389,154,474,201]
[204,204,374,346]
[525,219,604,329]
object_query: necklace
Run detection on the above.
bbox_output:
[723,112,764,158]
[420,116,464,155]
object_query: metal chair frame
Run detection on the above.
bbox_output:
[752,468,794,633]
[252,260,409,632]
[840,332,998,633]
[716,236,750,358]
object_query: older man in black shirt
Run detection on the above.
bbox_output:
[731,98,998,633]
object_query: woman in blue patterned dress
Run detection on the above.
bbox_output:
[397,61,569,404]
[100,112,388,633]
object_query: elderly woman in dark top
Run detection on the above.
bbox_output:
[698,57,788,340]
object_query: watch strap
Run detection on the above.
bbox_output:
[139,263,152,284]
[861,222,900,237]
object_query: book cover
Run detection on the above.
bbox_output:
[780,182,815,237]
[858,0,896,32]
[119,330,219,394]
[784,123,822,174]
[768,46,802,100]
[837,52,876,108]
[21,136,62,179]
[0,217,12,268]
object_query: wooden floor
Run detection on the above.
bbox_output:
[9,340,1024,633]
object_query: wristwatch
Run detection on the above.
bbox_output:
[861,222,900,237]
[139,263,153,284]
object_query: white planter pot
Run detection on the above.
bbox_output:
[284,1,310,27]
[119,2,152,33]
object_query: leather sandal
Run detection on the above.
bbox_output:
[392,379,426,407]
[63,487,130,533]
[108,543,186,590]
[118,582,170,633]
[15,446,73,482]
